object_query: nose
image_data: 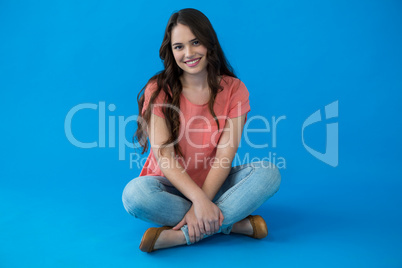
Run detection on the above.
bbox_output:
[184,46,195,59]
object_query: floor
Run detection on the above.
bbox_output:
[1,0,401,267]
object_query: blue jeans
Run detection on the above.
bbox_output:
[122,161,281,245]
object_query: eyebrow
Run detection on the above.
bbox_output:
[172,38,198,47]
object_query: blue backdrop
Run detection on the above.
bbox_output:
[1,0,401,267]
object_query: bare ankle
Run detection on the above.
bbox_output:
[154,229,186,250]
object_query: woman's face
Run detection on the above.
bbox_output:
[171,23,208,77]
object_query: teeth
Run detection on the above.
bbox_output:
[186,59,200,64]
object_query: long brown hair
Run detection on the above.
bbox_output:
[134,8,236,157]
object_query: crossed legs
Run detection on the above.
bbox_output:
[122,161,281,249]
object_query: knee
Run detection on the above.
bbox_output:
[122,178,141,217]
[122,177,158,217]
[252,161,281,195]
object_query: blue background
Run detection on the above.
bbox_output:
[1,0,401,267]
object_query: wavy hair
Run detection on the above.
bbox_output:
[133,8,236,158]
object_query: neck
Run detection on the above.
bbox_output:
[180,71,208,91]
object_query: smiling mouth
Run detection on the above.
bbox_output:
[185,58,201,65]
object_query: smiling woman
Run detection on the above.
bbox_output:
[122,8,282,253]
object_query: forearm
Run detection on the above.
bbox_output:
[157,155,207,203]
[201,114,246,201]
[201,156,232,200]
[148,113,208,204]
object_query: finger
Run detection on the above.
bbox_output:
[194,224,201,243]
[189,225,195,244]
[204,220,211,235]
[214,220,220,233]
[173,218,186,230]
[198,221,206,235]
[209,221,216,235]
[219,211,224,226]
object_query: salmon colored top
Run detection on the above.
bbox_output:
[139,75,251,187]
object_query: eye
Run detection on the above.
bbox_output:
[193,40,200,45]
[173,45,182,50]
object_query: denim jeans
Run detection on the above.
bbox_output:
[122,161,281,245]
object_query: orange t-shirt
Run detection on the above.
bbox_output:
[139,75,251,187]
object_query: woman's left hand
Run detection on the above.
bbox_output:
[173,203,224,243]
[173,205,204,243]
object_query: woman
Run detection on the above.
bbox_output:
[122,8,281,252]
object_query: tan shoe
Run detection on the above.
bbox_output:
[246,215,268,239]
[139,226,172,253]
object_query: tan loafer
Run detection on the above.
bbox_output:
[246,215,268,239]
[139,226,172,253]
